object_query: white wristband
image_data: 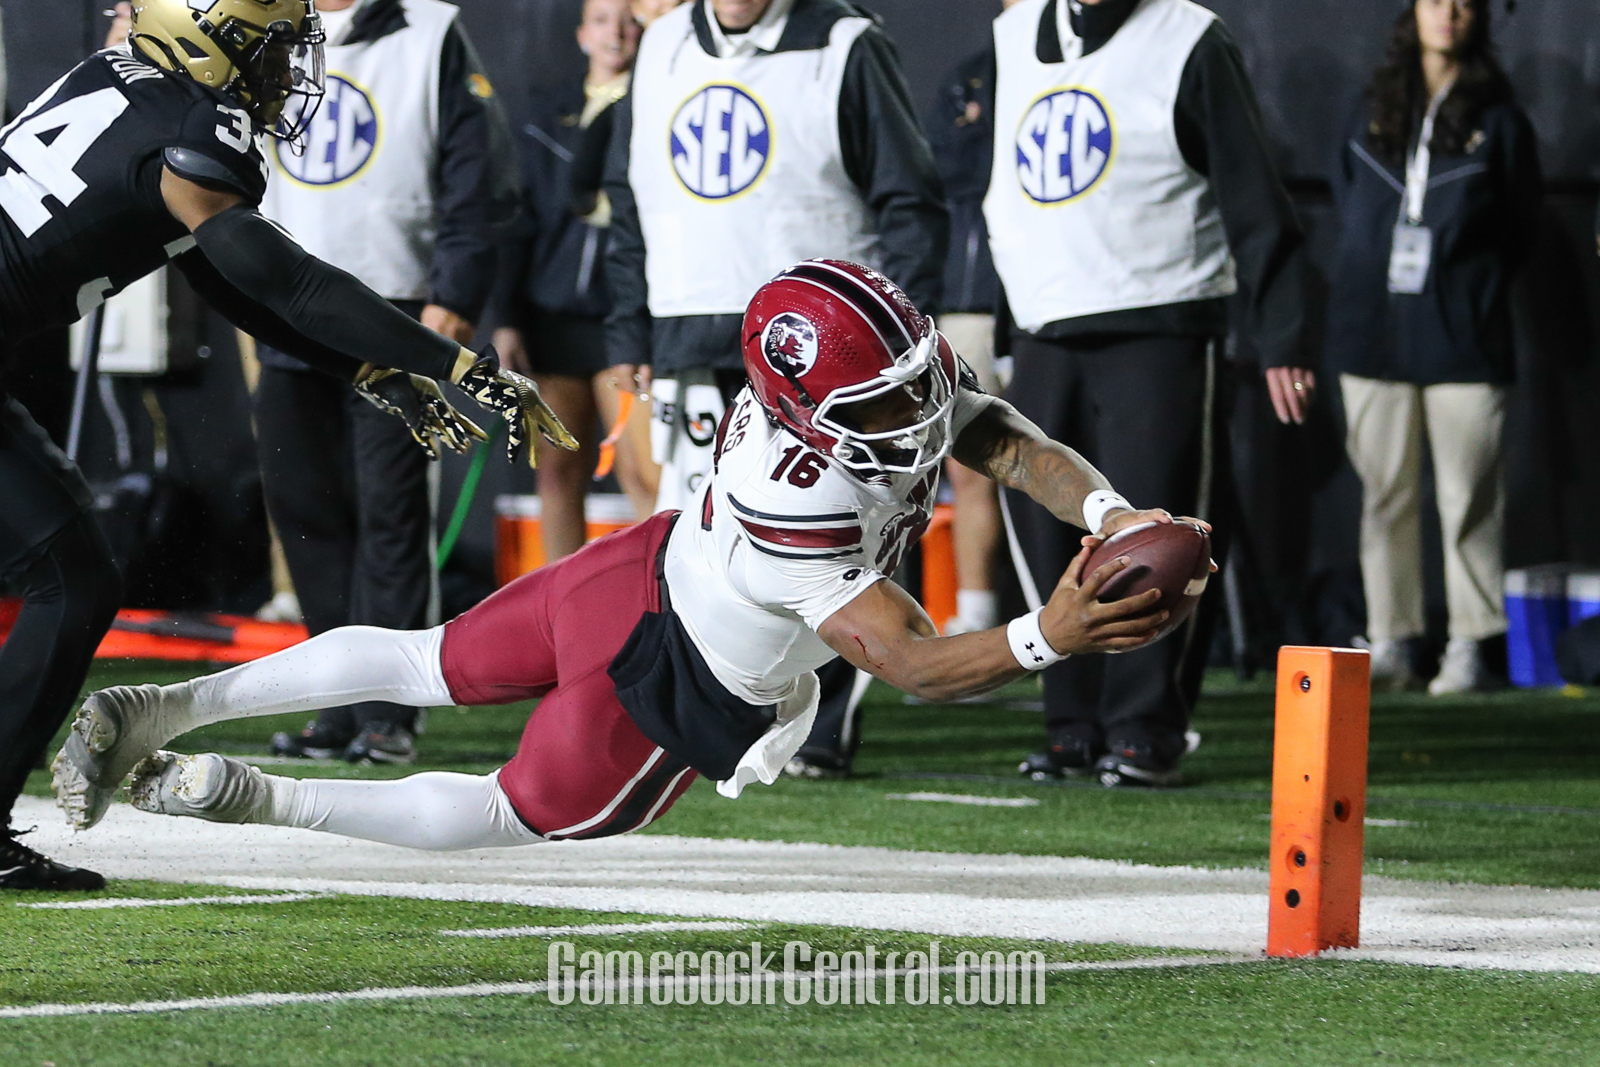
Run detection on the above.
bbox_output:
[1007,609,1067,671]
[1082,490,1132,534]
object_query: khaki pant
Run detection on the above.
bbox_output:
[1340,375,1507,642]
[936,313,1002,394]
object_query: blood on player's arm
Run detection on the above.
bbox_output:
[817,549,1167,704]
[949,396,1209,546]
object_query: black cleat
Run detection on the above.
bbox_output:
[1018,736,1101,781]
[0,829,105,891]
[344,724,417,765]
[1094,742,1184,789]
[269,720,351,760]
[783,750,851,779]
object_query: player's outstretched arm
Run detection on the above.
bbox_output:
[817,550,1167,704]
[161,169,473,383]
[951,398,1195,542]
[162,169,573,465]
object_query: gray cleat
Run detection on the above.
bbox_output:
[51,684,188,830]
[128,752,272,824]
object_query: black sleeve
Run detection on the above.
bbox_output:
[838,26,950,313]
[1494,106,1544,271]
[1174,21,1309,370]
[603,91,653,367]
[430,21,521,322]
[172,248,365,381]
[480,207,535,337]
[570,102,617,215]
[191,204,462,380]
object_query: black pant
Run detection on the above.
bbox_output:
[0,396,122,822]
[255,363,432,736]
[1005,332,1232,762]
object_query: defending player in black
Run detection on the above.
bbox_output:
[0,0,574,890]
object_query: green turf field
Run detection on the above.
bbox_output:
[26,663,1600,888]
[7,661,1600,1065]
[5,887,1600,1066]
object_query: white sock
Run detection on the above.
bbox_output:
[256,770,543,851]
[159,626,454,736]
[956,589,998,632]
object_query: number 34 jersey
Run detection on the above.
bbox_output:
[662,384,994,706]
[0,47,269,352]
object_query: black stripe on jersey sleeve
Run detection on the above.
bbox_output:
[727,494,858,525]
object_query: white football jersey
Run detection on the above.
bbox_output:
[663,383,995,707]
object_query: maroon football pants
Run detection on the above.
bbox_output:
[440,512,696,839]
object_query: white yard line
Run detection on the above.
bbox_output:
[16,796,1600,973]
[0,956,1256,1020]
[886,793,1041,808]
[17,892,324,911]
[440,921,758,938]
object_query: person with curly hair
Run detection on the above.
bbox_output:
[1328,0,1542,694]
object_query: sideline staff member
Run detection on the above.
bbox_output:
[258,0,516,764]
[604,0,947,512]
[489,0,653,553]
[988,0,1313,787]
[603,0,947,776]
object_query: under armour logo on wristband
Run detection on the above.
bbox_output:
[1008,611,1067,671]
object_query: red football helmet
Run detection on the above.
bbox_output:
[742,260,958,476]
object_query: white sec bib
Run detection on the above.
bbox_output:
[261,0,458,301]
[628,4,881,319]
[984,0,1236,332]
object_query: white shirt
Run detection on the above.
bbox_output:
[663,383,993,798]
[665,384,994,706]
[704,0,795,57]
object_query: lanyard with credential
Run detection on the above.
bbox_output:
[1388,80,1454,294]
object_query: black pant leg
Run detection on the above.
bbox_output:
[1001,335,1108,750]
[796,657,868,770]
[1078,334,1227,760]
[343,387,432,730]
[254,363,359,739]
[0,392,122,820]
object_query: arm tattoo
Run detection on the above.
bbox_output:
[951,402,1102,527]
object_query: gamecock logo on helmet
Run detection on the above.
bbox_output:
[761,313,818,377]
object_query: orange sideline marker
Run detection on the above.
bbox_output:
[1267,646,1371,958]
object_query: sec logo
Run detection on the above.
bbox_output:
[1015,88,1113,204]
[277,74,379,186]
[762,312,818,377]
[671,85,770,200]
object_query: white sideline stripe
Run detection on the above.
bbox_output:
[440,921,757,939]
[887,792,1041,808]
[0,956,1255,1019]
[16,892,324,911]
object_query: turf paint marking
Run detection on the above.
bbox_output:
[0,955,1256,1019]
[440,920,758,939]
[17,892,326,911]
[886,792,1041,808]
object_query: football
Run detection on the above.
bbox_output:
[1082,520,1213,640]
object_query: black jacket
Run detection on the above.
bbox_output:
[603,0,948,373]
[926,46,1001,316]
[485,82,615,330]
[1024,0,1309,369]
[1325,102,1543,385]
[262,0,516,372]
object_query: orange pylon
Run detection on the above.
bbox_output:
[1267,646,1371,957]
